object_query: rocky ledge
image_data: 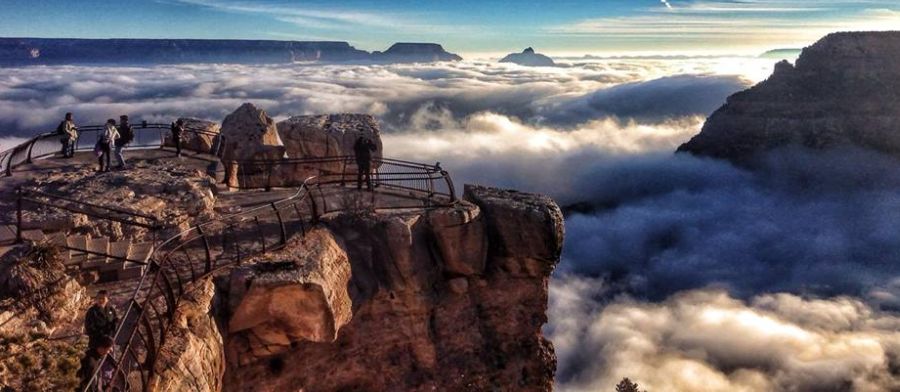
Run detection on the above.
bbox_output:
[157,184,563,391]
[678,31,900,162]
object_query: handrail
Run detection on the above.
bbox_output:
[84,155,457,391]
[0,122,226,177]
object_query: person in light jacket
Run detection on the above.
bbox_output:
[97,119,119,172]
[57,112,78,158]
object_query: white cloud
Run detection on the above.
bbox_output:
[549,280,900,392]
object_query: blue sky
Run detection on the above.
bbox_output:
[1,0,898,55]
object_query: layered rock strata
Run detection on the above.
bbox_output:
[678,31,900,162]
[192,184,564,391]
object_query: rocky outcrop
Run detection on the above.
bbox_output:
[225,228,352,364]
[164,118,221,154]
[11,160,216,240]
[221,103,286,187]
[277,114,382,160]
[678,31,900,162]
[499,47,558,67]
[220,185,561,391]
[372,43,463,63]
[153,279,225,392]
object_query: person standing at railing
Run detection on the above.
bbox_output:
[114,115,134,169]
[170,119,184,157]
[96,119,119,172]
[354,135,377,191]
[56,112,78,158]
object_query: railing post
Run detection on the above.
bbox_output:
[15,187,23,243]
[196,226,213,273]
[25,138,37,163]
[272,202,287,245]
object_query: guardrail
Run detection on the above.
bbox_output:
[226,155,456,201]
[0,122,225,177]
[84,158,457,391]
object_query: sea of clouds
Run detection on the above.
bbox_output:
[3,57,899,391]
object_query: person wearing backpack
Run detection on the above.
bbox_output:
[170,119,184,157]
[114,115,134,169]
[97,119,119,172]
[57,112,78,158]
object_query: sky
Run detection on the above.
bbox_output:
[1,0,899,56]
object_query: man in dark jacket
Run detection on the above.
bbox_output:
[77,335,116,392]
[114,115,134,169]
[84,290,118,349]
[353,135,377,191]
[171,119,184,157]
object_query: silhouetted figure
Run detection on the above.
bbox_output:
[77,335,117,392]
[171,119,184,157]
[353,136,377,191]
[84,290,118,349]
[56,112,78,158]
[96,119,119,172]
[114,115,134,169]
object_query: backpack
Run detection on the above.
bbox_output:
[55,121,66,135]
[119,125,135,144]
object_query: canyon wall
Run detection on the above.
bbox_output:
[678,31,900,162]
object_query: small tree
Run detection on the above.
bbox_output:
[616,377,647,392]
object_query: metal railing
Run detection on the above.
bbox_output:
[0,122,225,177]
[84,158,457,391]
[226,155,456,201]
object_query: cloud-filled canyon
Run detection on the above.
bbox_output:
[4,55,900,391]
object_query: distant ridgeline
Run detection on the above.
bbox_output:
[0,38,463,65]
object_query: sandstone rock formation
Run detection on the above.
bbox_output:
[11,159,216,240]
[499,47,558,67]
[221,103,286,187]
[213,185,561,391]
[164,117,221,154]
[226,228,352,364]
[153,279,224,392]
[273,114,384,184]
[678,31,900,162]
[277,114,382,160]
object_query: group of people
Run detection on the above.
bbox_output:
[77,290,119,391]
[55,113,187,172]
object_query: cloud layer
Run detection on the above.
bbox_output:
[0,59,760,138]
[549,278,900,392]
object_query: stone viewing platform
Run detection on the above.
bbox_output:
[0,102,562,392]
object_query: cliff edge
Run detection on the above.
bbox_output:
[678,31,900,162]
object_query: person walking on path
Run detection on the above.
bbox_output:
[170,119,184,157]
[84,290,118,349]
[96,119,119,172]
[114,115,134,169]
[353,135,377,191]
[57,112,78,158]
[77,335,117,392]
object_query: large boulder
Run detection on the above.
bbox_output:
[678,31,900,163]
[275,114,383,185]
[225,228,352,365]
[220,103,286,187]
[164,118,221,154]
[463,184,564,277]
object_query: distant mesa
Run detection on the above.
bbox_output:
[678,31,900,163]
[0,38,463,66]
[499,47,558,67]
[759,48,802,60]
[371,43,462,63]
